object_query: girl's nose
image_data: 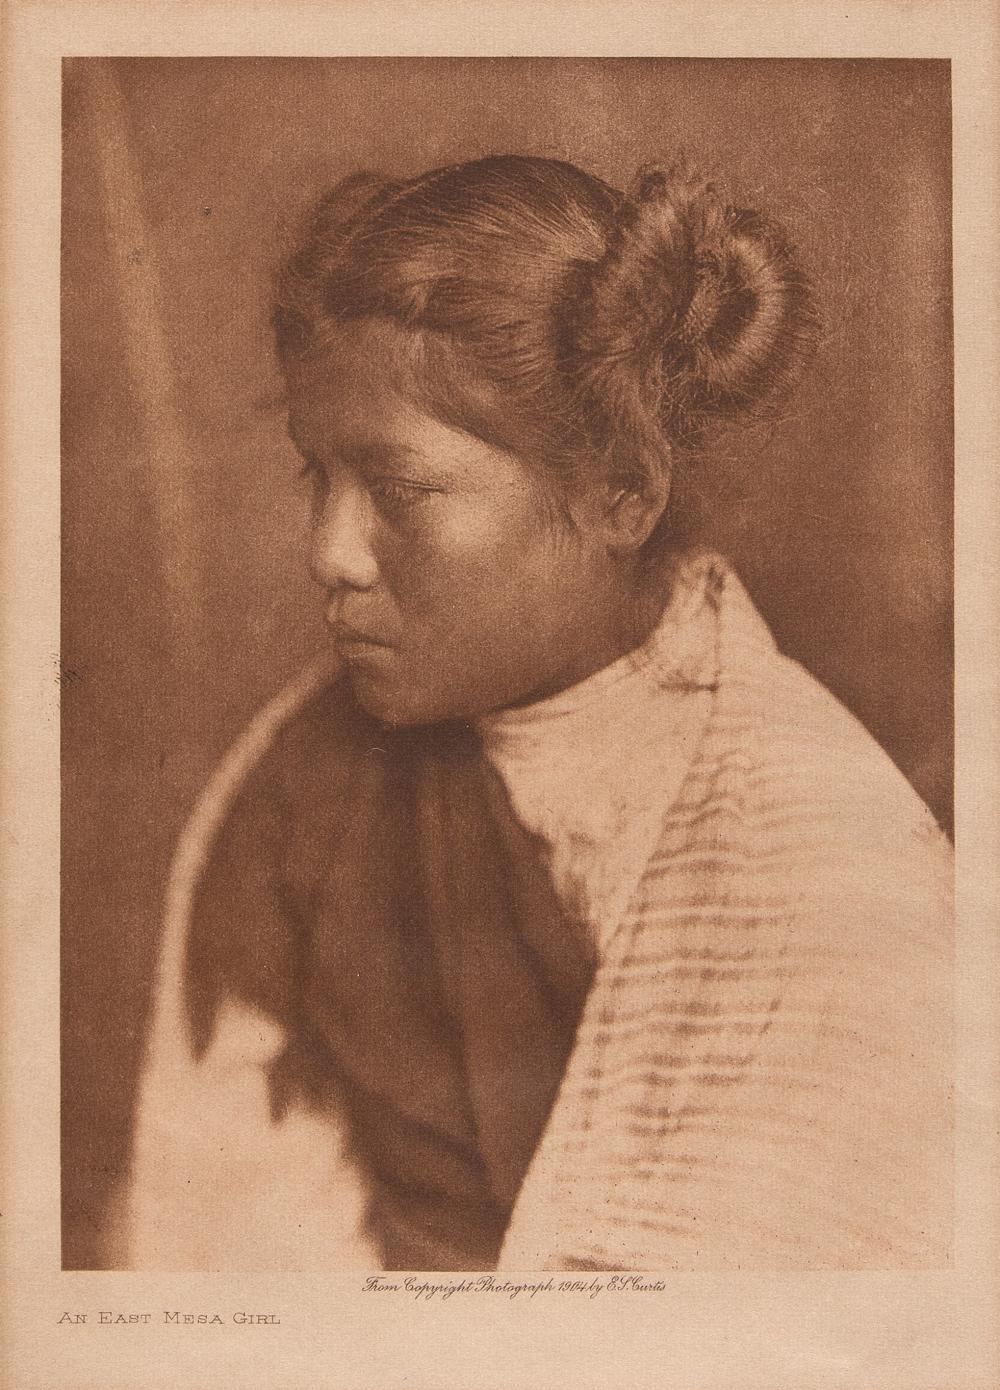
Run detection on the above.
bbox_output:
[309,482,379,591]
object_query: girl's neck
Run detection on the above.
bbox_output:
[501,551,681,712]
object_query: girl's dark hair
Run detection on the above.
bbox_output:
[274,154,817,552]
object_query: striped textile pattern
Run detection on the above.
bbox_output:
[498,566,953,1270]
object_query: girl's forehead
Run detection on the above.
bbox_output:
[284,327,501,469]
[286,317,507,451]
[287,327,424,434]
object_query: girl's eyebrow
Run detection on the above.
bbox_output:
[347,441,422,468]
[287,427,419,466]
[288,433,460,485]
[352,442,460,489]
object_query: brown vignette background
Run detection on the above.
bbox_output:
[61,57,952,1270]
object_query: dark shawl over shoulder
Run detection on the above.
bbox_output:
[185,679,596,1270]
[133,557,951,1272]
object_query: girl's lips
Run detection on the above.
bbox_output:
[327,617,393,651]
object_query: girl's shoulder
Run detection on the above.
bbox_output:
[747,647,948,868]
[705,555,948,856]
[648,555,954,958]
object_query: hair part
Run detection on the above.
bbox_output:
[274,154,818,557]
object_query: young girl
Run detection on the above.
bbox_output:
[124,155,952,1272]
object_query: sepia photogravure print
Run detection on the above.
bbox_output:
[61,57,954,1275]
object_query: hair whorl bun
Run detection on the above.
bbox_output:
[570,162,818,450]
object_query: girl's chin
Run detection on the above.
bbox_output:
[343,652,534,728]
[345,665,444,728]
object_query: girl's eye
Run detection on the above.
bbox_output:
[295,457,441,517]
[368,476,442,514]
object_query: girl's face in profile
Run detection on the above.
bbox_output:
[286,321,629,726]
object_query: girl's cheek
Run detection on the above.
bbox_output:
[378,494,555,601]
[446,493,554,562]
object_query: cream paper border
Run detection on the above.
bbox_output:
[3,3,998,1387]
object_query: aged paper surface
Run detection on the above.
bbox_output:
[3,1,999,1386]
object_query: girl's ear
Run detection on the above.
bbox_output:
[603,455,671,553]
